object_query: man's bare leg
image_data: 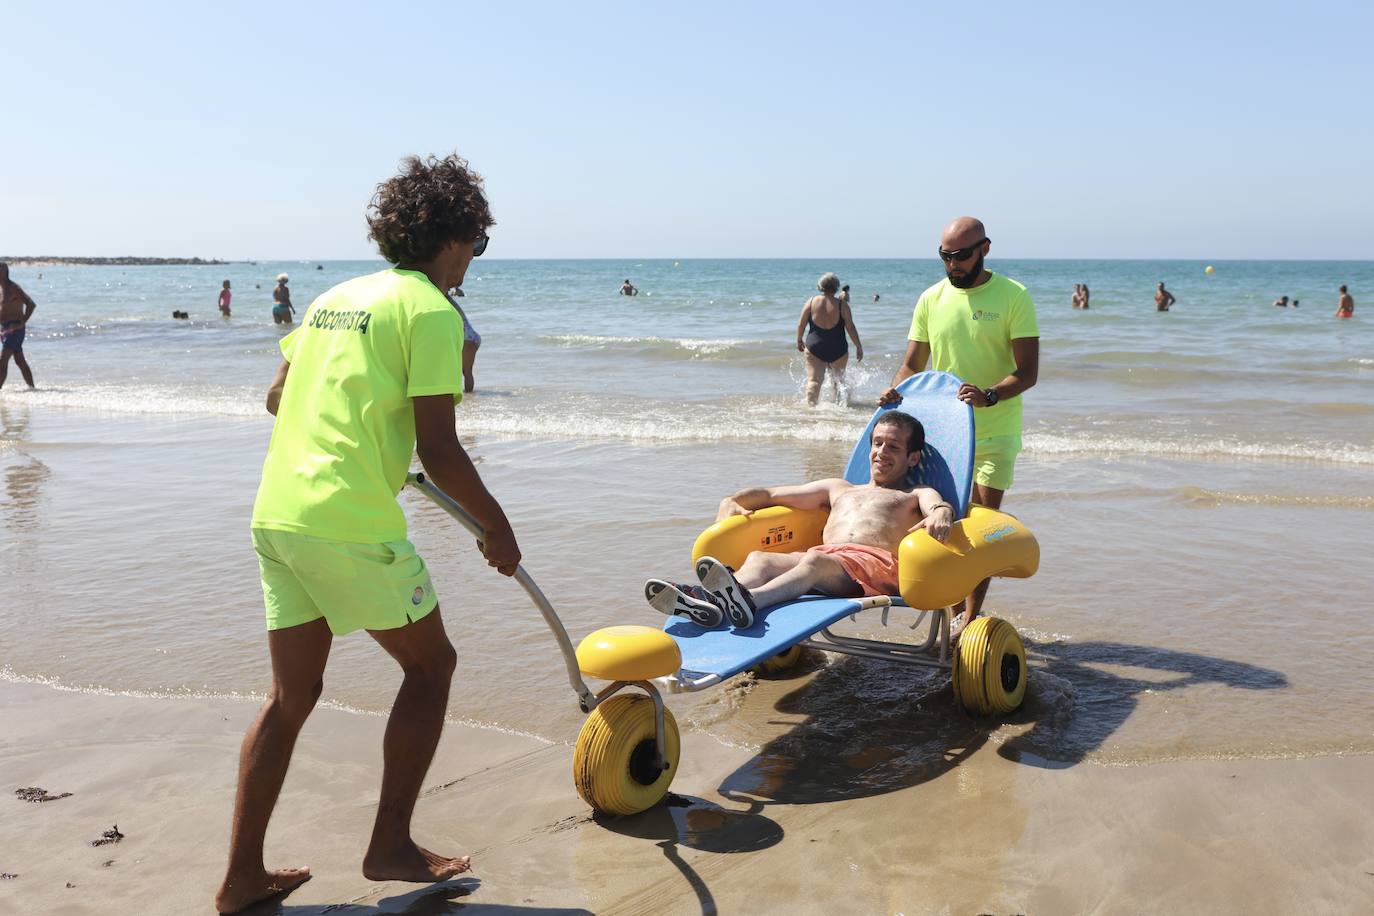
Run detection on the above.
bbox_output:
[215,617,333,914]
[0,351,10,388]
[12,351,35,388]
[961,484,1006,627]
[361,607,469,883]
[737,550,861,610]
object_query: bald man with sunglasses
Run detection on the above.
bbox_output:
[877,217,1039,638]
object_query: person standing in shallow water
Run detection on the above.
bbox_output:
[877,217,1039,638]
[1155,281,1176,311]
[797,272,863,407]
[272,274,295,324]
[0,262,38,389]
[1336,285,1354,318]
[218,280,233,317]
[215,154,519,915]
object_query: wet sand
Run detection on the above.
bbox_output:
[4,680,1373,915]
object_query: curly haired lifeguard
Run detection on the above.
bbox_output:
[366,154,495,265]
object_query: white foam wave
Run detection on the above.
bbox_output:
[1025,432,1374,466]
[1349,358,1374,366]
[10,384,263,418]
[544,334,754,356]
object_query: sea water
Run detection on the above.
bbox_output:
[2,258,1372,765]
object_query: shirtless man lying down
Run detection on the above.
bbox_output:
[646,411,954,629]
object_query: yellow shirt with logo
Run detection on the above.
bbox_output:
[908,272,1039,439]
[251,268,464,543]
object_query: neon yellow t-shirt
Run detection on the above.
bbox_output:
[908,272,1039,439]
[251,268,465,543]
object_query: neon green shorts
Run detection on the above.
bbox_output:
[252,527,438,635]
[973,434,1022,492]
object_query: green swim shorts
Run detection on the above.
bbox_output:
[252,528,438,635]
[973,434,1023,492]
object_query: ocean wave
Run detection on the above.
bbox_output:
[1024,432,1374,466]
[542,334,765,359]
[10,384,264,418]
[1174,487,1374,509]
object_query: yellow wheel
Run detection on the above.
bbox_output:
[952,617,1026,715]
[752,645,804,676]
[573,694,680,815]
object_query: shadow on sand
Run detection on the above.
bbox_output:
[271,876,592,915]
[713,636,1288,804]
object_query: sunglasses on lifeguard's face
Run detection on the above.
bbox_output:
[472,234,489,257]
[937,238,988,263]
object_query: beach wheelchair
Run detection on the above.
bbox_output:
[409,371,1039,817]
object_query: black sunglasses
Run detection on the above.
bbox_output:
[472,234,489,258]
[937,238,988,263]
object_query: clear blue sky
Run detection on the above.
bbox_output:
[4,1,1370,260]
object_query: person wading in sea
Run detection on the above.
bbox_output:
[797,272,863,407]
[0,262,38,390]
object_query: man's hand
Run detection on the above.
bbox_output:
[796,339,805,352]
[478,520,521,577]
[909,506,953,542]
[876,387,903,407]
[855,343,864,362]
[957,383,989,407]
[717,497,751,521]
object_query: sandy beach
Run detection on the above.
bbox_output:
[4,677,1373,915]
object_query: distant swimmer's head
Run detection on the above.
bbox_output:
[223,280,231,289]
[276,273,290,283]
[817,273,841,295]
[1340,285,1348,293]
[368,153,494,290]
[939,217,989,289]
[869,412,926,487]
[1158,281,1165,289]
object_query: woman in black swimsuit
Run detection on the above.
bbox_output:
[796,272,863,406]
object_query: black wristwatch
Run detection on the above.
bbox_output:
[983,387,1000,406]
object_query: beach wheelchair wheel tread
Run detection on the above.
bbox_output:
[952,616,1027,715]
[752,645,804,677]
[573,694,680,815]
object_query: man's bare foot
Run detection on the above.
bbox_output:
[215,866,311,914]
[362,841,470,883]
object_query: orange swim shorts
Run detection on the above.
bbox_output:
[807,543,899,597]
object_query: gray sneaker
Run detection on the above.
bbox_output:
[645,579,724,627]
[694,556,757,629]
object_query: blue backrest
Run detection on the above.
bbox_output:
[842,371,976,518]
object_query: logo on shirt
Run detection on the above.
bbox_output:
[971,310,1001,322]
[412,585,426,606]
[309,308,372,334]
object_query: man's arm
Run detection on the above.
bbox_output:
[957,337,1039,407]
[14,286,37,324]
[265,360,289,415]
[877,340,930,406]
[909,486,954,542]
[414,393,521,576]
[717,478,848,520]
